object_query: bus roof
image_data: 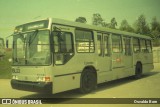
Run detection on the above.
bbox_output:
[14,18,151,40]
[51,18,151,40]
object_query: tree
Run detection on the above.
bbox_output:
[150,17,160,46]
[151,17,160,31]
[151,30,160,46]
[119,19,134,32]
[109,17,117,29]
[134,14,150,35]
[75,17,87,23]
[92,13,103,26]
[101,20,109,27]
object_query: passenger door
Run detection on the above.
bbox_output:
[97,33,112,82]
[111,34,126,79]
[122,36,133,71]
[111,34,124,69]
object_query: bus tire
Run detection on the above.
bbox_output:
[80,69,97,94]
[135,63,142,79]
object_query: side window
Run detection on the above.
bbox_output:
[97,33,109,56]
[123,36,131,55]
[97,34,102,55]
[63,33,73,53]
[104,34,109,56]
[140,39,147,52]
[112,34,122,53]
[75,29,94,53]
[146,40,152,53]
[53,34,59,53]
[53,31,74,65]
[133,38,140,53]
[53,32,73,53]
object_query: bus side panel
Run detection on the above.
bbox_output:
[143,64,154,73]
[53,73,81,94]
[133,52,154,74]
[52,53,96,94]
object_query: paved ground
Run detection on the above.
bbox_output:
[0,63,160,107]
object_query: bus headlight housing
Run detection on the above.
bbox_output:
[37,76,50,82]
[37,77,45,82]
[45,76,50,82]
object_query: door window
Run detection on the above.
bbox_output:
[97,33,109,56]
[133,38,140,53]
[112,34,122,53]
[53,31,74,65]
[123,37,132,55]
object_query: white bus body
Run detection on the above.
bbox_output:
[11,18,154,94]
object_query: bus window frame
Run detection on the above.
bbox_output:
[52,31,75,65]
[111,33,122,53]
[146,39,152,53]
[140,39,148,53]
[75,29,95,53]
[123,36,132,56]
[97,33,103,56]
[133,37,140,53]
[97,32,110,56]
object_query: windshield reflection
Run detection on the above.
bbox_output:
[13,30,51,65]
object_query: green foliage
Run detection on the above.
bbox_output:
[134,14,150,35]
[150,17,160,46]
[109,17,117,29]
[89,13,160,46]
[75,17,87,23]
[92,13,104,26]
[151,17,160,31]
[92,13,118,29]
[119,19,134,32]
[151,30,160,46]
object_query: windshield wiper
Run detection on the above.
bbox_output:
[29,30,39,46]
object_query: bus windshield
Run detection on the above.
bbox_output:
[13,30,51,65]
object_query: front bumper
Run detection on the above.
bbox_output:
[11,79,52,93]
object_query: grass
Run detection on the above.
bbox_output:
[0,50,12,79]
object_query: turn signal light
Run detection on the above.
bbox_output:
[45,77,50,82]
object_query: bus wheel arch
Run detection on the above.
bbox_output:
[135,61,143,79]
[79,66,97,93]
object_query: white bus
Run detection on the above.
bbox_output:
[10,18,154,94]
[0,37,5,58]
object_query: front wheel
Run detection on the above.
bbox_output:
[80,69,97,94]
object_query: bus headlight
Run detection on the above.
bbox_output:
[12,75,18,80]
[37,76,50,82]
[37,77,45,82]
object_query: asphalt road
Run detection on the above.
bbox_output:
[0,63,160,107]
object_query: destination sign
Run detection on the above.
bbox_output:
[14,20,49,33]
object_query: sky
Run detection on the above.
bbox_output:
[0,0,160,38]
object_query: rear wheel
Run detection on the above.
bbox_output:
[135,63,142,79]
[80,69,97,94]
